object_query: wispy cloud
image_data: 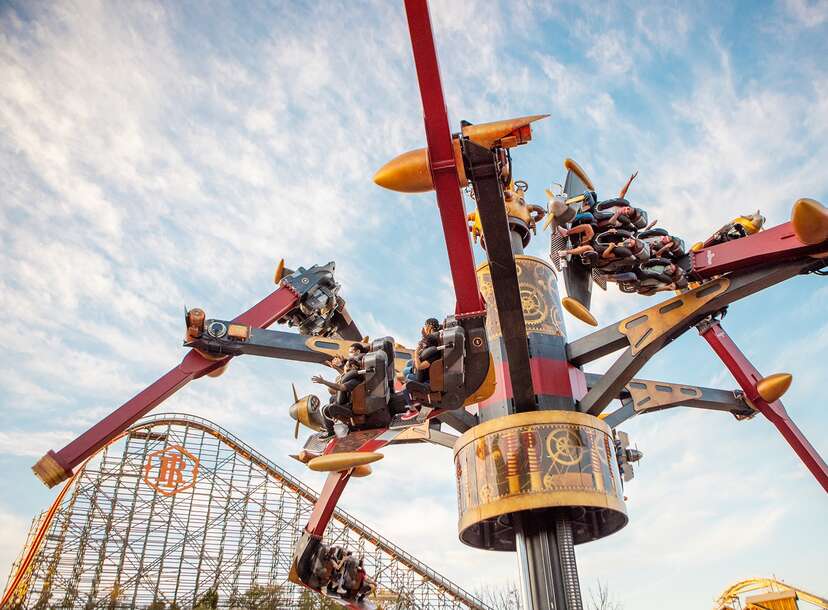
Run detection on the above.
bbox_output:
[2,1,827,607]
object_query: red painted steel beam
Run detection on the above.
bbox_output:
[403,0,483,315]
[691,221,824,279]
[37,285,300,485]
[699,320,828,493]
[306,471,354,536]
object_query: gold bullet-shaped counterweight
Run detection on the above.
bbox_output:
[373,148,433,193]
[373,114,549,193]
[791,198,828,245]
[756,373,793,403]
[562,296,598,326]
[307,451,384,472]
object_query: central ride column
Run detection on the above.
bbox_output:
[457,158,627,610]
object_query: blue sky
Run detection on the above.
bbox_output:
[1,0,827,607]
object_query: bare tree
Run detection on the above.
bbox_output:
[476,582,521,610]
[586,579,623,610]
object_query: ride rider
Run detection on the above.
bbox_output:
[399,317,442,421]
[313,343,369,440]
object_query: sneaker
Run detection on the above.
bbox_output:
[336,587,347,595]
[400,408,419,421]
[317,431,334,441]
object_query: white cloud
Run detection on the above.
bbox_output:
[2,1,827,608]
[783,0,828,26]
[0,507,30,589]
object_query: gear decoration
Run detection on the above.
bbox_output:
[454,412,627,550]
[477,256,563,339]
[546,428,584,466]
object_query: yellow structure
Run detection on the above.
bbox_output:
[453,410,627,551]
[715,578,828,610]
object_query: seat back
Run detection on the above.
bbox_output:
[360,349,389,415]
[439,325,466,407]
[350,384,367,416]
[370,336,396,392]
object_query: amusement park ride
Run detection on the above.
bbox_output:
[28,1,828,609]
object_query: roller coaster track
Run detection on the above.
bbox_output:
[4,413,487,609]
[715,578,828,609]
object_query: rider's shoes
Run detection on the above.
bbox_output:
[405,380,430,393]
[401,408,419,421]
[317,431,334,441]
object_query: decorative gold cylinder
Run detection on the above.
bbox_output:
[454,411,627,551]
[476,255,565,340]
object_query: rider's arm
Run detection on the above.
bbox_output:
[601,243,617,259]
[655,241,673,257]
[607,207,625,226]
[313,376,347,392]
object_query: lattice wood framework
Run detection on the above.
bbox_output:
[5,414,487,610]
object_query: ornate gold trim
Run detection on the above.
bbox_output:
[454,410,611,456]
[458,489,627,533]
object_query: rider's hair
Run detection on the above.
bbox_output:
[425,317,441,330]
[349,342,369,353]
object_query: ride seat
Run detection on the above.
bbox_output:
[638,228,668,239]
[358,349,389,416]
[440,326,466,401]
[596,197,630,211]
[370,336,396,393]
[419,326,466,409]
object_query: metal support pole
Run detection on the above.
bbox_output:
[464,139,584,610]
[698,319,828,493]
[513,511,583,609]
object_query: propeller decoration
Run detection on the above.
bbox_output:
[292,383,301,439]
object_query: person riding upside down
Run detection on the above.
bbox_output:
[636,260,689,294]
[640,230,685,259]
[591,230,651,268]
[598,204,654,232]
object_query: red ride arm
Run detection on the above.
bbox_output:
[306,471,353,537]
[403,0,483,315]
[691,221,822,279]
[34,285,300,487]
[699,320,828,493]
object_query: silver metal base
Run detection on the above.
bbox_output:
[514,512,583,610]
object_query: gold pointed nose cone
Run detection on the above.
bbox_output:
[562,296,598,326]
[373,148,432,193]
[462,114,549,149]
[756,373,792,403]
[792,198,828,245]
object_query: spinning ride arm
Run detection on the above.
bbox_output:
[699,319,828,493]
[586,373,755,428]
[403,0,483,316]
[568,255,824,415]
[688,204,828,279]
[565,211,828,490]
[33,263,360,488]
